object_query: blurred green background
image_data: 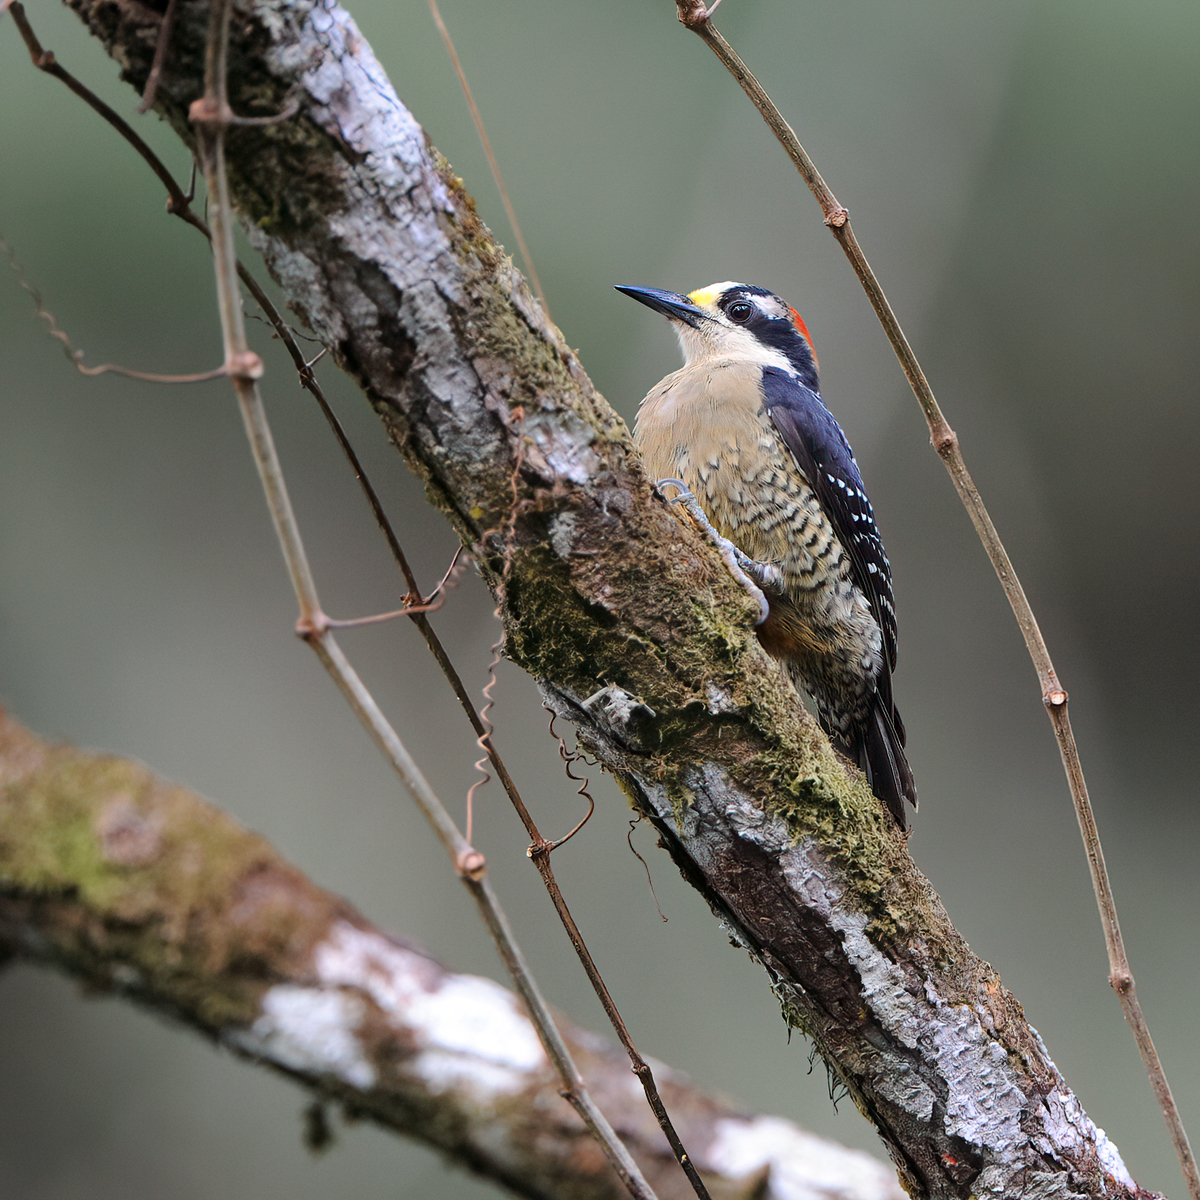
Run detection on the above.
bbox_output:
[2,0,1198,1195]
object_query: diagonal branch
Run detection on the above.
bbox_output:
[57,0,1158,1195]
[673,10,1196,1197]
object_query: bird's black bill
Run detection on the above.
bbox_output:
[615,285,708,329]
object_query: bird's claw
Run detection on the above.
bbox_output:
[738,555,785,594]
[655,478,695,506]
[655,478,771,625]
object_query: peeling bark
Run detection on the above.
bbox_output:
[50,1,1158,1195]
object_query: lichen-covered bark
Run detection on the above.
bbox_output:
[0,709,905,1200]
[58,1,1154,1195]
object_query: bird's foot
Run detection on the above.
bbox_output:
[655,478,772,625]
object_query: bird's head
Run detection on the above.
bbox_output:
[616,281,818,388]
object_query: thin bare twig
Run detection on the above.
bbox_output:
[474,422,713,1199]
[7,0,294,364]
[626,815,669,922]
[1,234,226,382]
[542,710,596,850]
[675,7,1199,1196]
[318,549,471,629]
[187,5,656,1195]
[521,713,711,1200]
[137,0,177,112]
[427,0,550,320]
[8,12,703,1187]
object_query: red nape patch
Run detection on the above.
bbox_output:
[789,307,818,366]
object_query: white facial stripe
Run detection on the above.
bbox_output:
[674,320,792,371]
[754,292,790,320]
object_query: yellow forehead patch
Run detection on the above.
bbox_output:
[687,281,739,308]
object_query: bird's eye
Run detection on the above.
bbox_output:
[728,301,753,323]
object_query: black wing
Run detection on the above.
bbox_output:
[759,365,898,674]
[761,365,914,821]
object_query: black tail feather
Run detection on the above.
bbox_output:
[857,698,917,830]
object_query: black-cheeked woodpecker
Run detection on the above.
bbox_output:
[617,281,916,827]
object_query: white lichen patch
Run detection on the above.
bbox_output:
[1093,1125,1135,1192]
[700,782,1026,1155]
[266,0,435,191]
[315,921,546,1099]
[548,512,578,559]
[525,409,602,485]
[225,984,376,1090]
[705,1115,904,1200]
[408,968,546,1092]
[225,920,548,1104]
[582,684,656,736]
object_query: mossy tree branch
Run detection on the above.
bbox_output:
[0,709,905,1200]
[49,1,1154,1195]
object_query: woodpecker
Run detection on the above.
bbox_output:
[617,281,916,827]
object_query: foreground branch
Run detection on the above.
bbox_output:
[53,1,1154,1195]
[0,709,903,1200]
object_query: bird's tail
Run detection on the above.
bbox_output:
[857,698,917,830]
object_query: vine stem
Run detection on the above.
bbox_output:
[9,2,704,1188]
[426,0,549,320]
[675,6,1198,1196]
[186,3,657,1195]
